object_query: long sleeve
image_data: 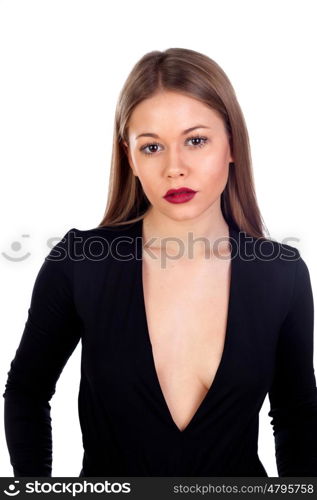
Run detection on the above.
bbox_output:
[3,228,82,477]
[268,253,317,476]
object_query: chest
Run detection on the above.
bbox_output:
[142,249,232,431]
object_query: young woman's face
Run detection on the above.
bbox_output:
[124,90,233,222]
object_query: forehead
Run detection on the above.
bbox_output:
[127,91,225,135]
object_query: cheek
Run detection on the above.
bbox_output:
[201,158,229,189]
[134,167,158,198]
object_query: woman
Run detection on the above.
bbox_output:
[3,48,317,477]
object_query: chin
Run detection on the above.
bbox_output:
[161,208,201,222]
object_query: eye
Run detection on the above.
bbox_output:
[140,142,162,155]
[187,135,209,148]
[139,135,209,156]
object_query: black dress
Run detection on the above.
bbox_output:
[3,219,317,476]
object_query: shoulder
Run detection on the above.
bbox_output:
[45,223,140,265]
[235,229,307,291]
[234,230,313,317]
[235,230,301,265]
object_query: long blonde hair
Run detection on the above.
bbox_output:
[98,47,268,238]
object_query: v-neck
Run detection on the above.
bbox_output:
[135,218,238,435]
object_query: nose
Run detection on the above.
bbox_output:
[165,146,188,178]
[168,170,184,178]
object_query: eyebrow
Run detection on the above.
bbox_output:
[135,125,211,140]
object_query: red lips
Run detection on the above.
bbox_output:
[164,187,196,197]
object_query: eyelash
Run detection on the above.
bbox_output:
[139,135,209,156]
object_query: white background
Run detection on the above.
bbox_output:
[0,0,316,477]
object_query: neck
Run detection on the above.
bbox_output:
[142,206,230,259]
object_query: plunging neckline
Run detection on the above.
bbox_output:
[136,218,237,434]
